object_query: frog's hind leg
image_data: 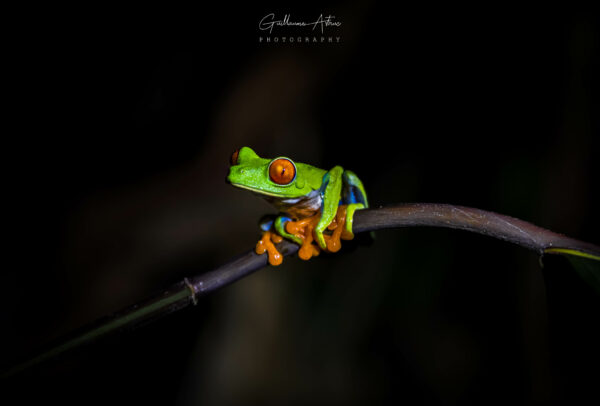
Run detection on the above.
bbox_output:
[342,170,369,239]
[342,170,369,208]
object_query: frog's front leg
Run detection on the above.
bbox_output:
[258,214,300,244]
[315,168,368,251]
[273,215,303,245]
[256,215,286,266]
[256,214,318,265]
[314,166,344,250]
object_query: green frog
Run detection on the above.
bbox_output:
[227,147,368,265]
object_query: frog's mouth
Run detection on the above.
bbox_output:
[229,181,309,200]
[228,182,283,197]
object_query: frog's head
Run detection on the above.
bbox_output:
[227,147,322,198]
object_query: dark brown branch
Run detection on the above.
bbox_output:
[3,203,598,378]
[353,204,600,257]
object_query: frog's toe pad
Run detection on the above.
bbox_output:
[325,205,350,252]
[256,231,283,266]
[298,241,320,260]
[284,214,322,261]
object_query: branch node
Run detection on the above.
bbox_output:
[184,277,198,306]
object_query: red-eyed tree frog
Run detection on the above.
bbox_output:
[227,147,368,265]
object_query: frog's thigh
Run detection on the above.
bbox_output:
[342,170,369,207]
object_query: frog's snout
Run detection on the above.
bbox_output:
[226,165,243,184]
[225,166,233,184]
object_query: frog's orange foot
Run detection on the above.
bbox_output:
[285,214,322,261]
[323,205,355,253]
[257,205,356,265]
[282,205,355,261]
[256,230,283,266]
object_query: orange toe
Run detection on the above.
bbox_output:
[264,207,352,264]
[256,231,283,266]
[324,206,347,252]
[285,214,322,261]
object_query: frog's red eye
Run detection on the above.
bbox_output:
[230,149,240,165]
[269,158,296,185]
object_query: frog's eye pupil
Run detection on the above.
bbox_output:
[269,158,296,185]
[231,149,240,165]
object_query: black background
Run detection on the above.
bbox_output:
[2,3,599,405]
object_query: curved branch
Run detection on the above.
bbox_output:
[353,204,600,257]
[3,203,598,378]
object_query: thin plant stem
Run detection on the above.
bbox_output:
[2,203,599,378]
